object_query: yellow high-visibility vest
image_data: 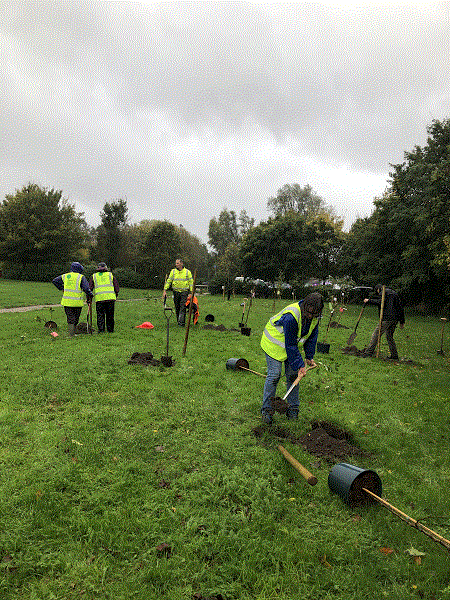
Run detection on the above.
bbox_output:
[165,267,193,292]
[61,272,84,307]
[260,302,318,361]
[92,272,116,301]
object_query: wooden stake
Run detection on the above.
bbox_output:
[278,445,318,486]
[182,269,197,356]
[376,285,386,358]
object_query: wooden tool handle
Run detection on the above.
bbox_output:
[239,366,266,378]
[363,488,450,551]
[278,445,318,486]
[282,365,317,400]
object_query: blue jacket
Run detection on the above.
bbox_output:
[275,299,319,370]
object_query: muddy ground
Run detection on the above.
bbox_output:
[202,324,240,332]
[253,420,369,462]
[342,345,416,364]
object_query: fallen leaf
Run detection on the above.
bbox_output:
[379,547,394,555]
[156,542,172,557]
[405,546,426,557]
[320,554,332,568]
[414,556,422,565]
[155,445,165,452]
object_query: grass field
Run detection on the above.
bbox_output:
[0,280,449,599]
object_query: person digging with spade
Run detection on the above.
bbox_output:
[260,292,324,424]
[361,284,405,360]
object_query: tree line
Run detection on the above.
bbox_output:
[0,118,449,309]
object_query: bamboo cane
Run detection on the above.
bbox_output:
[363,488,450,552]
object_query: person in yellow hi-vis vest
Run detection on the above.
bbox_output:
[52,262,93,337]
[89,262,120,333]
[260,292,323,424]
[163,258,193,326]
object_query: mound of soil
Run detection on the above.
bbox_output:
[341,345,366,356]
[202,324,240,332]
[253,420,369,462]
[267,396,288,415]
[128,352,161,366]
[298,421,369,461]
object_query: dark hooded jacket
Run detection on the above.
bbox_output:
[52,262,93,300]
[366,287,405,324]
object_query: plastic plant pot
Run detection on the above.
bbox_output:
[226,358,250,371]
[328,462,382,507]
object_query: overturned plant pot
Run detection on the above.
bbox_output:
[44,320,58,330]
[316,341,330,354]
[226,357,250,371]
[328,462,382,507]
[160,355,174,367]
[241,327,251,336]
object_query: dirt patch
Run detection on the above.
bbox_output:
[202,324,240,332]
[341,346,418,365]
[75,322,93,334]
[253,420,369,462]
[128,352,161,366]
[267,396,288,415]
[341,345,366,356]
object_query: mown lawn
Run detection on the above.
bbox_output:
[0,281,449,599]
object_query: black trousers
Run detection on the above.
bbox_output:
[173,290,189,325]
[64,306,82,325]
[96,300,115,333]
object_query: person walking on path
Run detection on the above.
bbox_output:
[163,258,193,326]
[89,262,119,333]
[362,284,405,360]
[52,262,93,337]
[260,292,323,424]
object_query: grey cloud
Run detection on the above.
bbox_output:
[1,1,449,240]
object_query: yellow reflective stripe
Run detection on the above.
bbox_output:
[262,327,285,348]
[93,272,115,299]
[299,317,319,344]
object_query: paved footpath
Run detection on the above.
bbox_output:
[0,298,146,314]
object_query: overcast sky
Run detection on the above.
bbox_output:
[1,0,448,245]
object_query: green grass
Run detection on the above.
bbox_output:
[0,278,147,308]
[0,281,450,599]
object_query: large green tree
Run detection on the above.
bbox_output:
[240,213,344,284]
[0,183,87,265]
[139,220,182,288]
[94,198,128,269]
[342,118,450,306]
[267,183,338,222]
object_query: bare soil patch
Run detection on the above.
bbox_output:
[253,420,369,462]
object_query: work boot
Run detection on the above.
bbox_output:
[261,412,273,425]
[68,324,76,337]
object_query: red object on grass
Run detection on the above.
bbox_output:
[135,322,154,329]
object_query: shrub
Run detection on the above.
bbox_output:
[112,268,147,289]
